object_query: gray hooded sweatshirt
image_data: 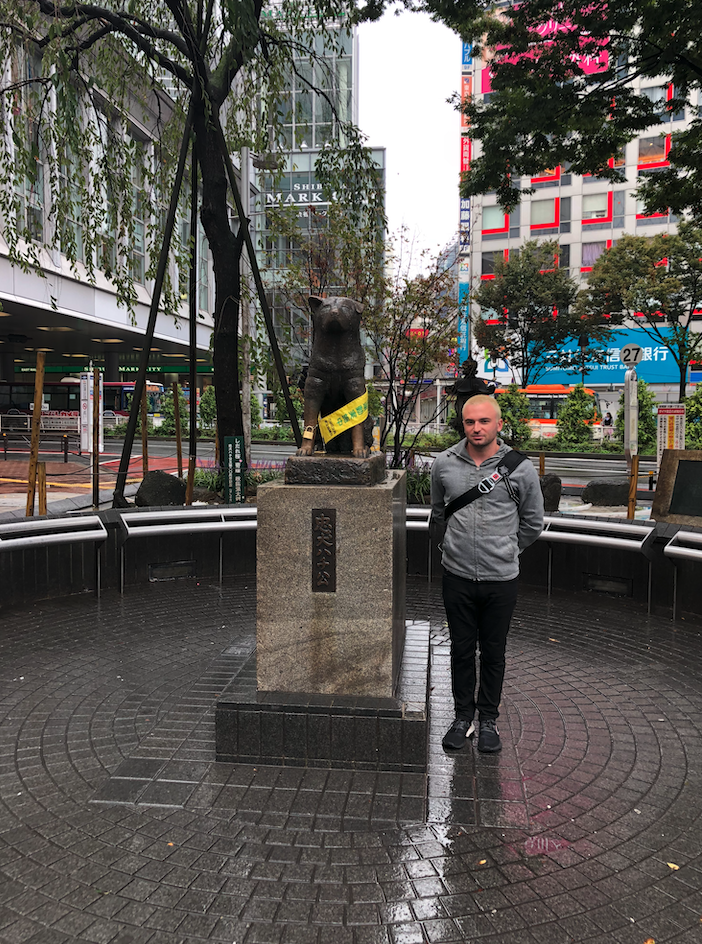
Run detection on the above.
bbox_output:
[430,440,544,581]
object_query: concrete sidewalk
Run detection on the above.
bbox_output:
[1,578,701,943]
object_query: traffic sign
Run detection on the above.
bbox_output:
[620,343,643,366]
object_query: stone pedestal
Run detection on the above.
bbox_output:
[256,471,406,698]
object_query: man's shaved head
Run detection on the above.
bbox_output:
[462,394,501,421]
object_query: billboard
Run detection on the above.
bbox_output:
[475,328,683,386]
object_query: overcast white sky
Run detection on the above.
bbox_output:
[357,9,462,273]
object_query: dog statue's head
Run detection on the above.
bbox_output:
[309,296,364,335]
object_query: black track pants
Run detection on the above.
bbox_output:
[442,571,520,722]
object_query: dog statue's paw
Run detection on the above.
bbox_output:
[352,446,370,459]
[296,443,314,457]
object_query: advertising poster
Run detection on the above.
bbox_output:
[657,405,686,470]
[79,372,104,454]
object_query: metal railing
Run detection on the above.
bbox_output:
[0,413,80,432]
[539,516,655,553]
[0,515,107,595]
[663,531,702,619]
[118,506,258,591]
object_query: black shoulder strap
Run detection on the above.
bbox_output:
[444,450,528,522]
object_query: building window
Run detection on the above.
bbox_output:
[198,227,209,312]
[613,190,626,228]
[581,241,608,270]
[531,197,558,228]
[12,45,44,242]
[641,85,667,117]
[129,136,147,284]
[642,83,684,121]
[638,135,669,167]
[582,193,609,220]
[58,149,84,263]
[636,199,668,224]
[560,197,571,234]
[482,205,507,231]
[281,31,353,150]
[481,251,498,276]
[531,167,561,189]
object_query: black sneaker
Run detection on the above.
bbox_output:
[442,718,475,750]
[478,719,501,753]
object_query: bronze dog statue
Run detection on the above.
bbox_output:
[296,295,370,459]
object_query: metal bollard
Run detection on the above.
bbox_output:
[649,471,655,491]
[2,431,6,460]
[63,434,68,463]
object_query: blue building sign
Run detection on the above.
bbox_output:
[544,328,680,385]
[462,43,473,70]
[479,328,683,386]
[458,283,471,365]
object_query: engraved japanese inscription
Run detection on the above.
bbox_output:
[312,508,336,593]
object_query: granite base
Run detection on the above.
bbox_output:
[215,622,430,772]
[256,472,406,698]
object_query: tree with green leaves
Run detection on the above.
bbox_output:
[426,0,702,217]
[685,385,702,449]
[614,379,657,450]
[472,240,612,386]
[199,384,217,429]
[496,384,531,448]
[0,0,388,455]
[555,383,595,446]
[578,226,702,401]
[160,384,189,437]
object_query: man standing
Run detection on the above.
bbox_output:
[431,395,544,752]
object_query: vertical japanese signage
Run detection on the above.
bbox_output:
[224,436,245,503]
[79,372,103,454]
[312,508,336,592]
[657,405,686,470]
[458,45,473,369]
[457,283,471,367]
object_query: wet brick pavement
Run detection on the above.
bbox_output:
[1,577,702,943]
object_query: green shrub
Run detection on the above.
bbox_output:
[406,465,432,503]
[199,384,217,429]
[252,425,296,442]
[555,383,595,446]
[274,386,304,423]
[685,385,702,448]
[496,384,532,448]
[160,385,189,436]
[193,467,223,492]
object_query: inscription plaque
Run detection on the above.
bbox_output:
[312,508,336,592]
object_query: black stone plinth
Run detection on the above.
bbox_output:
[285,453,386,486]
[215,622,429,771]
[581,478,629,506]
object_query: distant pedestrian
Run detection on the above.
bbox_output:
[431,395,544,753]
[603,411,613,426]
[602,411,614,438]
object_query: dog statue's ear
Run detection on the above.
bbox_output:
[354,300,364,314]
[309,296,323,313]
